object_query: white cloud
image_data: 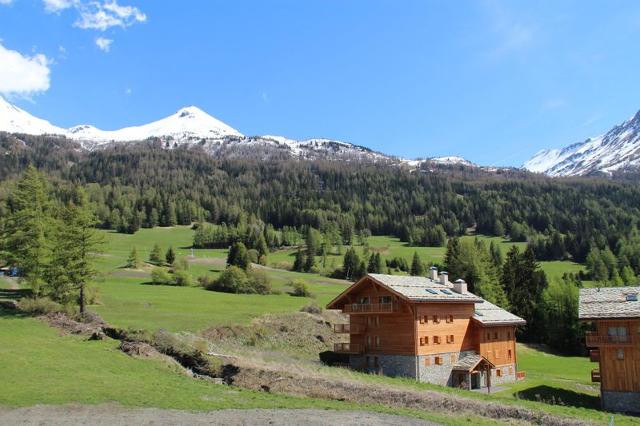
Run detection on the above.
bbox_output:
[75,0,146,31]
[43,0,76,13]
[0,0,14,5]
[95,36,113,52]
[0,42,51,96]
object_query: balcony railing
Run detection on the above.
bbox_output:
[343,302,398,314]
[334,343,363,354]
[333,323,365,334]
[585,332,633,347]
[589,349,600,363]
[591,369,601,383]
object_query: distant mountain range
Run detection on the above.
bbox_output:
[1,97,480,167]
[524,110,640,176]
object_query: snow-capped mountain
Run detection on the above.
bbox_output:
[524,110,640,176]
[0,97,67,136]
[0,97,474,166]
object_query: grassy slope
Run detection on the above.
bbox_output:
[0,309,500,426]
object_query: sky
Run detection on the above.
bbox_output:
[2,1,640,166]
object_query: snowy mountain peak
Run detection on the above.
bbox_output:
[0,96,67,136]
[524,109,640,176]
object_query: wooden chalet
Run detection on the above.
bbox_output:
[579,287,640,414]
[327,270,526,390]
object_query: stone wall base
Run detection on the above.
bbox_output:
[602,390,640,414]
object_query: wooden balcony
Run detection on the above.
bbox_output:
[591,369,601,383]
[334,343,363,354]
[585,332,633,347]
[589,349,600,363]
[333,323,365,334]
[343,302,398,314]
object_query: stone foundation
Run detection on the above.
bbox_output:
[602,390,640,414]
[349,354,416,379]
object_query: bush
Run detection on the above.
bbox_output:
[17,297,62,315]
[247,249,259,264]
[172,269,193,287]
[289,279,313,297]
[300,303,321,314]
[151,267,172,285]
[205,266,272,294]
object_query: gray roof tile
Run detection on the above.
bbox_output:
[579,286,640,319]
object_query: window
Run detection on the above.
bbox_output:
[508,349,512,360]
[379,296,392,304]
[486,332,491,341]
[375,336,380,347]
[440,289,452,295]
[373,356,379,369]
[493,332,499,340]
[424,315,428,324]
[366,336,372,347]
[435,356,443,365]
[359,297,370,305]
[433,315,440,324]
[420,337,425,346]
[434,335,441,344]
[496,369,502,377]
[446,334,455,344]
[424,357,431,366]
[419,316,425,324]
[617,349,625,360]
[420,336,429,346]
[608,326,629,343]
[446,315,454,323]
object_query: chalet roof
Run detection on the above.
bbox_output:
[472,300,526,326]
[452,353,495,371]
[579,286,640,320]
[368,274,482,303]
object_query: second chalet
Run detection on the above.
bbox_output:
[327,269,526,390]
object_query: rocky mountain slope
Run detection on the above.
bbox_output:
[524,110,640,176]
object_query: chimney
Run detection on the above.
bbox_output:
[439,271,449,286]
[453,279,467,294]
[429,266,438,281]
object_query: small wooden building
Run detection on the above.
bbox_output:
[579,287,640,414]
[327,271,525,389]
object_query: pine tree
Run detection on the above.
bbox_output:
[127,247,141,268]
[1,166,53,294]
[48,188,103,313]
[149,243,163,264]
[165,246,176,266]
[368,253,383,273]
[227,241,249,270]
[410,252,424,276]
[292,247,305,272]
[342,247,360,280]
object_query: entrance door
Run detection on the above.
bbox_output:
[471,372,481,389]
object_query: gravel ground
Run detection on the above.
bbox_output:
[0,405,439,426]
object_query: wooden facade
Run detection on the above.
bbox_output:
[328,274,525,389]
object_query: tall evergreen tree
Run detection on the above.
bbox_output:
[149,243,163,264]
[227,241,249,270]
[165,246,176,266]
[127,247,141,268]
[1,166,53,295]
[48,188,103,313]
[292,247,305,272]
[410,252,424,276]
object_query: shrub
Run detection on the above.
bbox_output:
[205,266,272,294]
[300,303,321,314]
[247,249,259,264]
[17,297,62,315]
[289,279,313,297]
[172,269,193,287]
[151,267,172,285]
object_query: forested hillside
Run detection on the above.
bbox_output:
[2,132,640,269]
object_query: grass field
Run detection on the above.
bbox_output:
[3,225,630,425]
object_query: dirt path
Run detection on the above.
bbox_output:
[0,405,438,426]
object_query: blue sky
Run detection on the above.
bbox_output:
[2,1,640,165]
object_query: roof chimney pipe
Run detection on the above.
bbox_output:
[439,271,449,286]
[429,266,438,281]
[453,279,467,294]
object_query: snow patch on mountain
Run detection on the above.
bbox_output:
[524,110,640,176]
[0,97,67,136]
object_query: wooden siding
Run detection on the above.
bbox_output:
[415,303,476,355]
[594,319,640,392]
[347,278,415,355]
[477,325,517,367]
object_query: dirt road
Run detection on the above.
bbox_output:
[0,405,438,425]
